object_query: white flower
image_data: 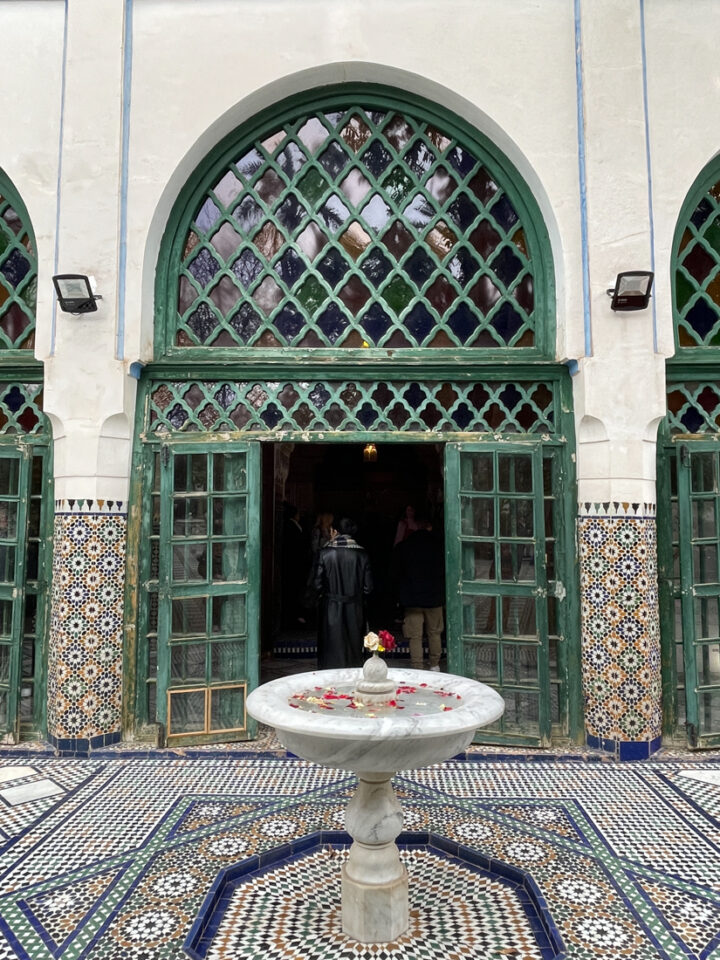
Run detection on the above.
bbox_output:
[363,631,380,651]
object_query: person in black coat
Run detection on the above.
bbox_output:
[314,518,373,669]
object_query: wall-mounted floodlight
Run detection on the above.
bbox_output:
[606,271,654,311]
[52,274,103,314]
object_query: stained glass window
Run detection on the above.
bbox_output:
[674,177,720,349]
[166,99,546,355]
[0,187,36,350]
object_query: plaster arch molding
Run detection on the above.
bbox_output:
[138,62,562,361]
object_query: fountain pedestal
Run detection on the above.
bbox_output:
[342,770,407,941]
[247,664,504,945]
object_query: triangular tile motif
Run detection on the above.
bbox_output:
[491,802,586,841]
[637,878,720,958]
[19,867,123,952]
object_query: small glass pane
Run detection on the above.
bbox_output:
[212,497,247,537]
[212,542,246,582]
[171,597,207,637]
[210,641,246,681]
[502,643,539,682]
[0,459,19,496]
[174,454,208,493]
[499,499,533,538]
[691,453,717,493]
[498,455,533,492]
[692,499,717,539]
[214,453,247,492]
[462,542,495,581]
[0,600,12,637]
[168,689,206,735]
[172,544,207,582]
[212,594,247,636]
[461,453,493,491]
[694,597,720,640]
[0,645,10,682]
[463,641,498,681]
[21,639,34,678]
[173,498,208,536]
[171,643,207,682]
[210,685,245,732]
[698,688,720,735]
[25,542,38,581]
[501,689,540,728]
[696,642,720,686]
[0,692,7,728]
[147,681,156,720]
[462,595,497,636]
[693,544,718,584]
[460,497,493,536]
[501,597,537,637]
[0,546,16,583]
[499,543,535,582]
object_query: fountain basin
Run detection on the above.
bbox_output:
[247,666,504,771]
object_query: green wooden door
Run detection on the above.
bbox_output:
[676,443,720,747]
[446,442,567,746]
[156,441,260,744]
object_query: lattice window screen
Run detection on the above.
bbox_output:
[171,105,539,353]
[147,379,556,436]
[675,177,720,349]
[0,192,36,350]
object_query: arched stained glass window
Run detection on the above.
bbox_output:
[0,178,36,351]
[161,90,551,357]
[674,171,720,350]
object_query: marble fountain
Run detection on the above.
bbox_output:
[247,653,504,943]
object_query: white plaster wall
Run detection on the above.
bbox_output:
[125,0,583,365]
[0,2,64,359]
[645,0,720,358]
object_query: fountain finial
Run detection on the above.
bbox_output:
[354,654,395,705]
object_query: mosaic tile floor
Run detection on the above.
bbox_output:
[0,754,718,958]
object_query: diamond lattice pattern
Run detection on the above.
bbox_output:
[0,194,36,350]
[175,107,536,351]
[675,179,720,349]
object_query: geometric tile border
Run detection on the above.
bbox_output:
[190,843,558,960]
[46,511,126,749]
[0,757,718,957]
[578,510,662,758]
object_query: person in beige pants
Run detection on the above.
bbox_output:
[391,515,445,670]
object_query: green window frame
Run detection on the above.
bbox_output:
[156,85,555,362]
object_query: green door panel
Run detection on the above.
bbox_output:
[676,443,720,747]
[154,441,260,744]
[445,441,569,747]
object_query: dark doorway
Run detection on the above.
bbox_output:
[260,441,444,682]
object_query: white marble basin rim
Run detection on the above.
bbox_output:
[247,667,505,773]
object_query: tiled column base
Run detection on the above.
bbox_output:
[47,500,127,753]
[578,503,662,760]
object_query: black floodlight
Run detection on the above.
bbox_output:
[52,274,102,314]
[607,271,654,311]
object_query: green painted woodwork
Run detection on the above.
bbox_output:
[672,162,720,353]
[140,440,259,744]
[445,442,571,746]
[0,386,53,741]
[156,85,554,361]
[0,174,37,352]
[146,377,557,437]
[659,370,720,745]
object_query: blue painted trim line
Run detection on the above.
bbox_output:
[51,0,70,356]
[587,733,663,760]
[574,0,592,357]
[639,0,658,352]
[565,358,579,376]
[117,0,134,361]
[128,360,145,379]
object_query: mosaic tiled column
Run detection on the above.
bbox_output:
[47,500,127,752]
[578,503,662,759]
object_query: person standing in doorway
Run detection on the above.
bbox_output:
[314,518,373,668]
[391,515,445,670]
